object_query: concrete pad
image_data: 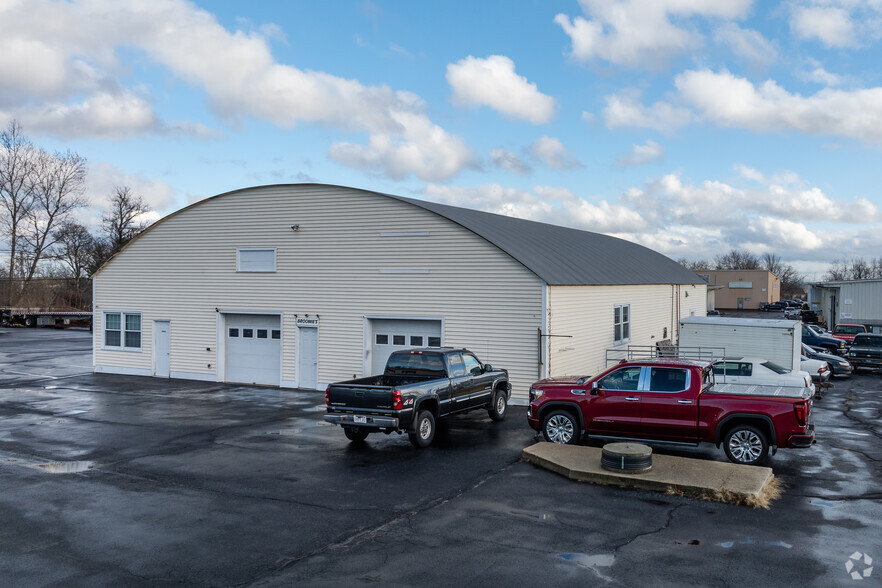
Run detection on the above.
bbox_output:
[523,442,777,507]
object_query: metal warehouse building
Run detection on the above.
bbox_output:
[92,184,707,402]
[808,278,882,332]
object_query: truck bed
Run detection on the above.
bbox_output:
[710,382,814,400]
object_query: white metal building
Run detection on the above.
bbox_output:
[92,184,707,402]
[808,279,882,332]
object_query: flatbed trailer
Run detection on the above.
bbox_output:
[0,308,92,328]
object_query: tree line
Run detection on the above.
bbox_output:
[0,121,150,309]
[678,250,805,299]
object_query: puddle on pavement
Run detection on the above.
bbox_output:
[34,461,96,474]
[557,553,615,568]
[264,417,333,437]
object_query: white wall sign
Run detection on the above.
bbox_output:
[844,298,853,305]
[296,317,319,327]
[841,312,853,319]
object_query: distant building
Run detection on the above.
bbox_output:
[807,279,882,332]
[697,270,780,310]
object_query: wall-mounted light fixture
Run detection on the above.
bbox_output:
[291,224,300,231]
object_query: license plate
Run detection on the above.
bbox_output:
[354,415,367,424]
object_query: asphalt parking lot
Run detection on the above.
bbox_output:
[1,328,881,587]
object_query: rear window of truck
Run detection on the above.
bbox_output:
[385,352,447,378]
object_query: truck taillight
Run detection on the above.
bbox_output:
[325,387,330,405]
[392,390,403,410]
[794,402,807,427]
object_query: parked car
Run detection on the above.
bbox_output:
[799,309,821,325]
[784,307,800,320]
[832,324,868,345]
[847,334,882,371]
[801,324,846,355]
[760,301,787,311]
[324,348,509,447]
[799,355,830,383]
[527,358,815,465]
[712,357,813,389]
[803,344,853,377]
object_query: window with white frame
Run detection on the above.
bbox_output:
[614,304,630,345]
[237,248,276,272]
[104,312,141,350]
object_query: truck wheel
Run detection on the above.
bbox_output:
[723,425,768,465]
[408,410,435,448]
[541,410,579,445]
[343,427,369,442]
[488,389,507,421]
[24,315,36,328]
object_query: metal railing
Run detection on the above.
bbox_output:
[605,344,727,367]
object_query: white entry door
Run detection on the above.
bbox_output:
[154,320,170,378]
[369,318,442,375]
[225,314,281,386]
[298,326,318,389]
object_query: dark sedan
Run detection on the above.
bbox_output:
[761,301,787,311]
[803,344,852,377]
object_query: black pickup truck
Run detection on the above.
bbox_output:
[323,348,510,447]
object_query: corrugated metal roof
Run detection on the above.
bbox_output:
[389,194,702,286]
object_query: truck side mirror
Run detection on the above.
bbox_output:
[591,382,599,395]
[483,364,493,372]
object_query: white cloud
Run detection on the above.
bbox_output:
[603,90,692,132]
[555,0,752,69]
[447,55,555,124]
[790,6,856,47]
[616,139,664,166]
[423,183,646,233]
[530,136,583,170]
[0,0,473,181]
[489,149,531,175]
[734,164,765,183]
[713,24,777,65]
[675,69,882,142]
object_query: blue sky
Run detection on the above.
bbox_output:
[3,0,882,279]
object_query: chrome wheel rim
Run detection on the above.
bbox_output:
[419,417,432,439]
[546,415,574,444]
[729,430,762,462]
[495,396,506,415]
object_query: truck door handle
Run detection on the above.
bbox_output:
[678,400,692,404]
[625,397,639,401]
[571,389,585,395]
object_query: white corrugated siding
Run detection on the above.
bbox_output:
[94,185,544,398]
[546,283,707,378]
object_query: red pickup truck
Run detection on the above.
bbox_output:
[526,358,814,465]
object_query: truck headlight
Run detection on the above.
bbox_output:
[839,361,850,367]
[529,387,544,402]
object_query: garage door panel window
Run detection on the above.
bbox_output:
[393,335,405,345]
[257,329,268,339]
[104,312,141,350]
[272,330,281,339]
[229,328,239,337]
[428,336,441,347]
[614,303,630,345]
[243,329,253,338]
[410,335,423,346]
[376,334,388,345]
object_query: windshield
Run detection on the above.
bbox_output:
[853,335,882,348]
[761,361,790,374]
[806,325,825,336]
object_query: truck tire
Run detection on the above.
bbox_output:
[408,410,435,448]
[488,389,507,421]
[723,425,769,465]
[24,315,36,328]
[343,427,369,442]
[541,409,579,445]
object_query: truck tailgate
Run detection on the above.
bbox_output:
[327,384,396,409]
[710,383,814,400]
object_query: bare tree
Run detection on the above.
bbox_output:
[825,257,882,281]
[714,248,760,270]
[761,253,804,298]
[20,149,88,293]
[676,257,711,272]
[102,185,150,255]
[0,120,36,304]
[52,221,95,307]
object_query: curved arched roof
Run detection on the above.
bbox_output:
[98,183,701,286]
[385,193,701,286]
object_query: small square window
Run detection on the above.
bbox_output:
[243,329,253,338]
[393,335,405,345]
[376,334,389,345]
[257,329,268,339]
[229,328,239,337]
[125,331,141,348]
[410,336,423,346]
[428,337,441,347]
[271,330,281,339]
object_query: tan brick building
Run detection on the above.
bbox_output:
[697,270,780,310]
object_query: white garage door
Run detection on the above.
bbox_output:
[225,314,281,386]
[370,318,442,375]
